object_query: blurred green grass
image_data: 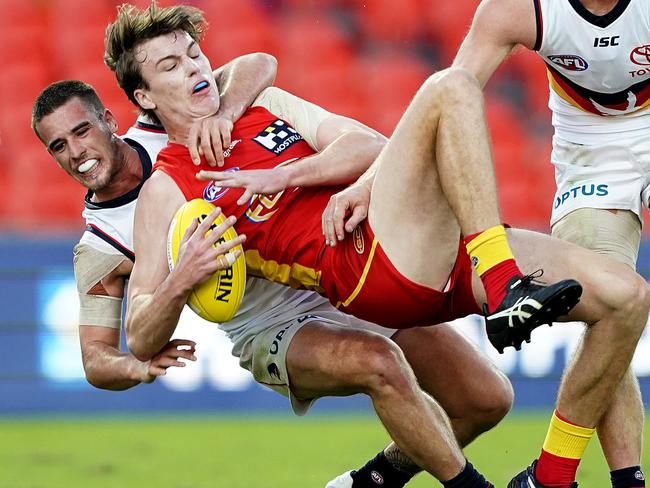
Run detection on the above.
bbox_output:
[0,411,647,487]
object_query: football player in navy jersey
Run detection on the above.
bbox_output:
[31,53,278,390]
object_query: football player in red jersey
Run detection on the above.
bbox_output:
[34,79,516,488]
[105,4,649,488]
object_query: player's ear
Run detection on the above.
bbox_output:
[103,109,119,133]
[134,88,156,111]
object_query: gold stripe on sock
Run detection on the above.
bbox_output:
[542,411,595,460]
[464,225,515,276]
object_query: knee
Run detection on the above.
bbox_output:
[470,371,513,430]
[355,335,417,397]
[599,270,650,337]
[419,67,481,107]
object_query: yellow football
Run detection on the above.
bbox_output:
[167,198,246,323]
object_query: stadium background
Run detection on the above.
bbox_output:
[1,0,649,486]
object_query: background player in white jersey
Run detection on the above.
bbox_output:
[450,1,650,487]
[105,4,650,488]
[31,80,517,487]
[30,54,277,389]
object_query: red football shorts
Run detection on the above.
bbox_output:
[320,220,481,329]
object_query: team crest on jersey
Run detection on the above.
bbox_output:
[203,167,239,201]
[253,119,303,155]
[548,54,588,71]
[630,45,650,66]
[353,226,365,254]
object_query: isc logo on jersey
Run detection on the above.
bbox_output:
[548,54,588,71]
[253,119,303,154]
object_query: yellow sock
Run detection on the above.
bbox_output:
[542,410,595,460]
[464,224,516,276]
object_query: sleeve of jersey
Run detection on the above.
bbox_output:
[73,244,125,329]
[252,87,333,150]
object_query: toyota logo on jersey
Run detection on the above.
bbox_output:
[630,45,650,66]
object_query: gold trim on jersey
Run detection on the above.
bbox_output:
[336,237,379,309]
[547,65,650,116]
[245,249,324,293]
[547,69,587,112]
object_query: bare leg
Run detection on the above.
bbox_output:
[393,324,513,446]
[367,68,507,288]
[433,71,503,236]
[469,229,650,428]
[377,324,514,476]
[596,370,644,470]
[286,322,467,481]
[366,67,582,355]
[553,208,644,470]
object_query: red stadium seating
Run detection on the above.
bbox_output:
[47,0,113,75]
[507,49,553,117]
[0,0,624,234]
[423,0,479,64]
[354,50,430,136]
[354,0,424,44]
[199,0,276,63]
[486,98,554,229]
[282,0,348,9]
[273,11,359,115]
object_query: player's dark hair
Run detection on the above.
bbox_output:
[104,2,208,123]
[31,80,105,140]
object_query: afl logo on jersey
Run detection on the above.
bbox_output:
[548,55,588,71]
[630,45,650,66]
[203,168,239,202]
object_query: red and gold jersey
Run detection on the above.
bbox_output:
[154,88,481,328]
[155,103,341,292]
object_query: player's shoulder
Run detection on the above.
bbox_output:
[140,167,183,201]
[475,0,534,24]
[479,0,531,12]
[472,0,536,47]
[73,243,128,289]
[253,86,303,110]
[74,242,122,266]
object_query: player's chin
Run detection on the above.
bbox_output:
[83,171,112,192]
[190,94,220,116]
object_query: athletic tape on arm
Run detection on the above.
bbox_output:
[73,244,126,329]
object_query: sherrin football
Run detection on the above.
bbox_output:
[167,199,246,323]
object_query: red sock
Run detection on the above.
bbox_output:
[463,229,522,312]
[536,450,580,488]
[479,258,522,312]
[535,410,595,488]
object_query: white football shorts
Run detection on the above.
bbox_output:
[550,133,650,227]
[235,302,396,415]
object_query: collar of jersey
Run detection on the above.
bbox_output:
[84,138,152,210]
[568,0,631,28]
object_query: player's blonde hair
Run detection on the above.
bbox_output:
[104,2,208,122]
